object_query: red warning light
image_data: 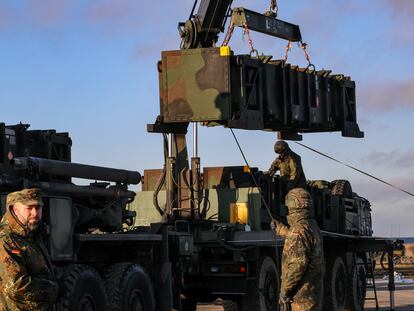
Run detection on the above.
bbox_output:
[239,265,246,273]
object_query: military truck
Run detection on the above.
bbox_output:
[0,1,398,311]
[0,125,394,311]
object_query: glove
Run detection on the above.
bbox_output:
[270,219,277,231]
[279,293,292,311]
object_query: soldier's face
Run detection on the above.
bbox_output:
[13,202,43,231]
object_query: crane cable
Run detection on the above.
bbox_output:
[294,142,414,198]
[230,128,285,269]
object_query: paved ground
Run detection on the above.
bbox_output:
[365,281,414,310]
[196,280,414,310]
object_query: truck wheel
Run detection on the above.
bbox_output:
[331,180,353,199]
[324,256,347,311]
[105,263,155,311]
[242,256,279,311]
[345,258,367,311]
[59,264,108,311]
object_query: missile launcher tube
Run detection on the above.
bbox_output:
[11,157,141,185]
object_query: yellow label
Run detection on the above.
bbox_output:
[230,203,249,224]
[243,165,250,173]
[220,46,231,57]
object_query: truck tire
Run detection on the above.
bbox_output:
[105,263,155,311]
[324,256,347,311]
[242,256,279,311]
[59,264,108,311]
[345,258,367,311]
[331,180,353,199]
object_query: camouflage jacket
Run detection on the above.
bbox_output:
[266,151,307,191]
[0,208,58,311]
[275,216,323,310]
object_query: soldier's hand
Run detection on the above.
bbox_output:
[270,219,277,231]
[279,301,292,311]
[279,294,292,311]
[271,218,282,231]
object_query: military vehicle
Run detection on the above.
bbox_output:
[0,1,399,311]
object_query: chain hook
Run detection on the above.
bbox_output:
[243,24,258,56]
[299,40,313,69]
[270,0,279,16]
[283,40,292,64]
[222,15,235,47]
[265,0,278,17]
[249,49,259,58]
[306,63,316,72]
[282,39,316,70]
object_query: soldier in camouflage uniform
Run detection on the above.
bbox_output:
[271,188,323,311]
[265,140,307,192]
[0,189,59,311]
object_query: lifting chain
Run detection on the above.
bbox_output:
[222,16,235,47]
[299,41,315,71]
[243,24,259,57]
[222,18,259,58]
[270,1,314,70]
[283,40,292,63]
[282,39,315,71]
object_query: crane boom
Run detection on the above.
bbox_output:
[178,0,233,49]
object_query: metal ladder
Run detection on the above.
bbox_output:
[364,253,379,310]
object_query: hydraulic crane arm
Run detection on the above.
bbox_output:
[178,0,233,49]
[178,0,302,49]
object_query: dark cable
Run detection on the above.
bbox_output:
[204,0,221,45]
[229,129,284,270]
[189,0,198,19]
[295,142,414,198]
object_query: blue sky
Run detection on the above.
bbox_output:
[1,0,413,236]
